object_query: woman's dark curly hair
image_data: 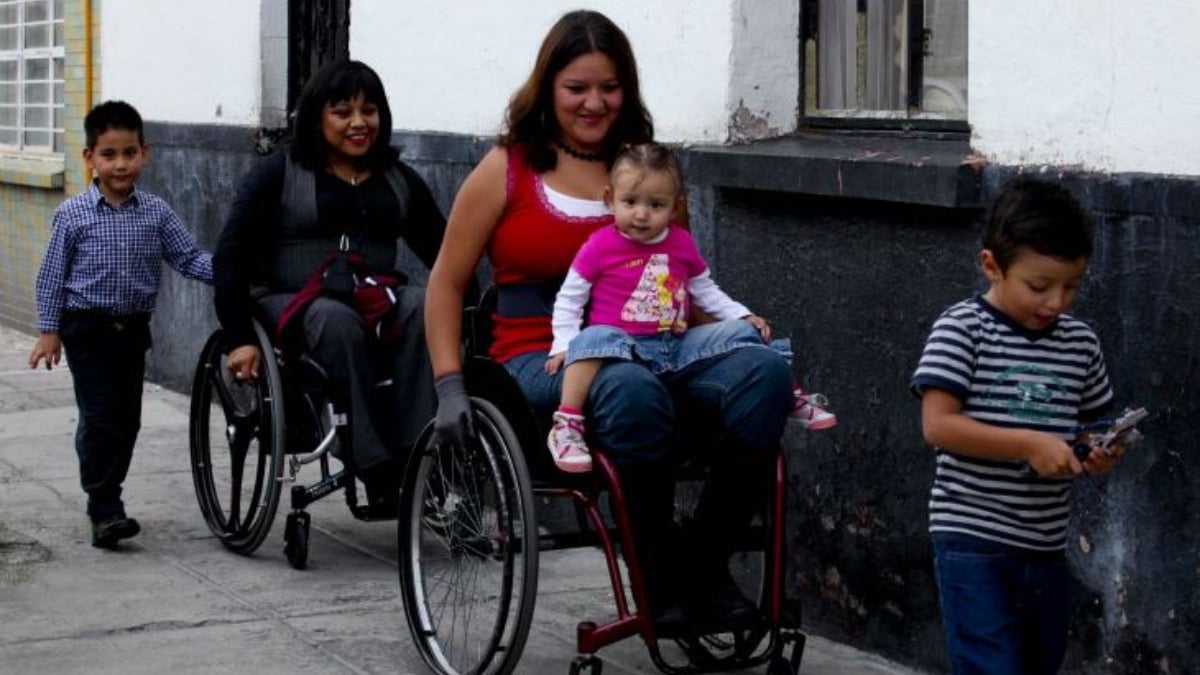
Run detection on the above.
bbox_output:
[290,59,397,171]
[499,10,653,172]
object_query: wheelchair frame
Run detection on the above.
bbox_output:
[392,296,807,675]
[189,317,397,570]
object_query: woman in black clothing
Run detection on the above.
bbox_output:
[213,60,446,505]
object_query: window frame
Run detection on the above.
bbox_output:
[0,0,66,158]
[799,0,970,136]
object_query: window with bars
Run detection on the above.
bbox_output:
[0,0,64,156]
[802,0,967,128]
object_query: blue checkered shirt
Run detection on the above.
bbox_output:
[35,182,213,333]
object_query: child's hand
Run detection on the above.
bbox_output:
[1026,432,1084,478]
[742,314,772,341]
[545,352,566,375]
[28,333,62,370]
[1081,436,1126,476]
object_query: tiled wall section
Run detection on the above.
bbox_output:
[0,186,64,329]
[0,0,96,334]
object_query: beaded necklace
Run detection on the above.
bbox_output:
[555,140,606,163]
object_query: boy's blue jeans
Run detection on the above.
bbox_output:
[933,533,1070,675]
[60,312,151,522]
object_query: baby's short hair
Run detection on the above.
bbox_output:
[983,176,1094,271]
[610,142,684,193]
[84,100,144,149]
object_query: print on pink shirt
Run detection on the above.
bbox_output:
[619,253,688,333]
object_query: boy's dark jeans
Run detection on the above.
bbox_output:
[60,312,151,521]
[933,532,1069,675]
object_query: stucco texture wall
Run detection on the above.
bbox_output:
[351,0,737,143]
[700,172,1199,674]
[969,0,1200,174]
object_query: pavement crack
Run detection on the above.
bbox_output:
[0,618,255,646]
[158,552,374,675]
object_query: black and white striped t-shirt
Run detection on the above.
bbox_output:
[911,296,1113,551]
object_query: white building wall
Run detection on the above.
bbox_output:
[352,0,739,143]
[100,0,265,126]
[93,1,1199,176]
[970,0,1200,175]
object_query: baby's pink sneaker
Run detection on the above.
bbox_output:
[791,390,837,430]
[547,410,592,473]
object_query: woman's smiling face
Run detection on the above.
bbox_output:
[552,51,623,151]
[321,93,380,162]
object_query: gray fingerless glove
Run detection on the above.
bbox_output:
[433,372,476,449]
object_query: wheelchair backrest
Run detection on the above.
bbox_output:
[464,284,499,359]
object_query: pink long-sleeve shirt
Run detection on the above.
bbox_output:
[550,224,750,355]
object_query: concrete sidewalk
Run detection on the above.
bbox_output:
[0,325,923,675]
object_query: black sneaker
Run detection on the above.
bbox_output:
[92,515,141,549]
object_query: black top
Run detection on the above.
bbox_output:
[213,151,446,348]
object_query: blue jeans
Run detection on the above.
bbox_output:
[505,336,792,464]
[933,533,1070,675]
[565,320,791,375]
[508,330,793,610]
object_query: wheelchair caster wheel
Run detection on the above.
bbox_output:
[767,655,791,675]
[770,628,805,674]
[568,655,602,675]
[284,511,311,570]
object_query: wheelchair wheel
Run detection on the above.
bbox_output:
[398,397,539,675]
[189,322,286,555]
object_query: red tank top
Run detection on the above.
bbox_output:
[488,146,611,362]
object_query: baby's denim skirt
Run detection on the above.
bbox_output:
[565,319,790,374]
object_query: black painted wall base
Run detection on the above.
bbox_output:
[129,124,1198,675]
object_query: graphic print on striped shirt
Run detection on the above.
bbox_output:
[911,296,1113,551]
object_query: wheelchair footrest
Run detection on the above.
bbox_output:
[350,502,399,521]
[656,608,766,641]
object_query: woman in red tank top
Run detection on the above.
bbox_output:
[424,9,794,635]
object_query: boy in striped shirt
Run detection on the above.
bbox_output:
[911,177,1123,674]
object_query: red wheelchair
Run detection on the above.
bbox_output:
[394,292,807,674]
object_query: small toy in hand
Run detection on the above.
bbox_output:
[1071,407,1148,461]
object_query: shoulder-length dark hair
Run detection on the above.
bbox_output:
[499,10,654,173]
[290,59,398,171]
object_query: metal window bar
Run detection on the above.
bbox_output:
[804,0,966,126]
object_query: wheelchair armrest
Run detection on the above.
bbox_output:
[296,353,330,387]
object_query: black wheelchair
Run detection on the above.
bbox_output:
[188,296,807,673]
[189,314,404,569]
[393,295,807,675]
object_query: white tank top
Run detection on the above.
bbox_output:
[542,181,611,218]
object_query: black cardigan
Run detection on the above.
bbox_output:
[213,151,447,349]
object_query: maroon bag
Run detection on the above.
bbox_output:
[276,250,407,345]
